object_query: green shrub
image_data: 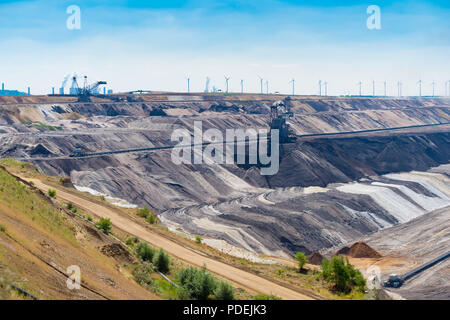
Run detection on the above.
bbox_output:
[126,238,134,246]
[176,265,217,300]
[0,224,6,233]
[87,215,93,222]
[146,212,157,224]
[95,217,112,233]
[195,236,202,244]
[133,236,140,243]
[153,248,170,273]
[66,202,74,210]
[321,255,366,293]
[214,281,235,300]
[100,195,105,201]
[132,262,155,289]
[47,189,56,198]
[276,268,285,276]
[294,251,308,271]
[137,206,150,218]
[136,242,155,262]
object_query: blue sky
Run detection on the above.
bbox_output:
[0,0,449,96]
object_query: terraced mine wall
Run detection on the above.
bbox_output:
[265,132,450,188]
[0,95,449,257]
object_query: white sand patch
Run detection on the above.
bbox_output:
[38,105,60,120]
[192,217,276,256]
[341,205,392,229]
[320,228,348,245]
[337,183,424,223]
[201,205,223,216]
[303,186,329,194]
[74,185,138,209]
[202,239,280,264]
[385,172,450,199]
[191,147,258,193]
[372,182,450,212]
[257,193,275,205]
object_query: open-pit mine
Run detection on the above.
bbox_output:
[0,93,449,299]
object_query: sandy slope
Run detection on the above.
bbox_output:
[23,176,314,300]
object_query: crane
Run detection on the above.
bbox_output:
[70,75,107,101]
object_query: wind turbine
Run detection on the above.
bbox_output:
[324,81,328,96]
[358,81,362,96]
[318,80,322,96]
[417,79,422,97]
[446,80,449,97]
[289,79,295,96]
[204,77,210,93]
[397,81,402,97]
[431,81,436,97]
[186,77,190,93]
[384,81,387,97]
[372,80,375,96]
[265,80,269,94]
[224,76,230,93]
[257,76,263,94]
[240,79,244,94]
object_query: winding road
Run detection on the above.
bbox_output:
[22,176,316,300]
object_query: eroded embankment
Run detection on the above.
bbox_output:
[161,165,450,258]
[0,96,449,259]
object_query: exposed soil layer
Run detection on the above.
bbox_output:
[1,94,449,260]
[335,242,382,258]
[344,205,450,300]
[307,252,324,265]
[100,243,137,264]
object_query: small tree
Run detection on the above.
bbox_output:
[195,236,202,244]
[295,251,308,271]
[126,237,134,246]
[153,248,170,273]
[95,217,112,233]
[132,262,155,289]
[137,206,150,218]
[66,202,73,210]
[176,265,217,300]
[47,189,56,198]
[136,242,155,262]
[214,281,235,300]
[321,255,366,293]
[146,212,157,224]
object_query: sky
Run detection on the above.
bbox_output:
[0,0,449,96]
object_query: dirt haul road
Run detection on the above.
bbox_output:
[25,177,314,300]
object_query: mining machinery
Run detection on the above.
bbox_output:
[270,100,295,143]
[383,251,450,288]
[71,75,107,102]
